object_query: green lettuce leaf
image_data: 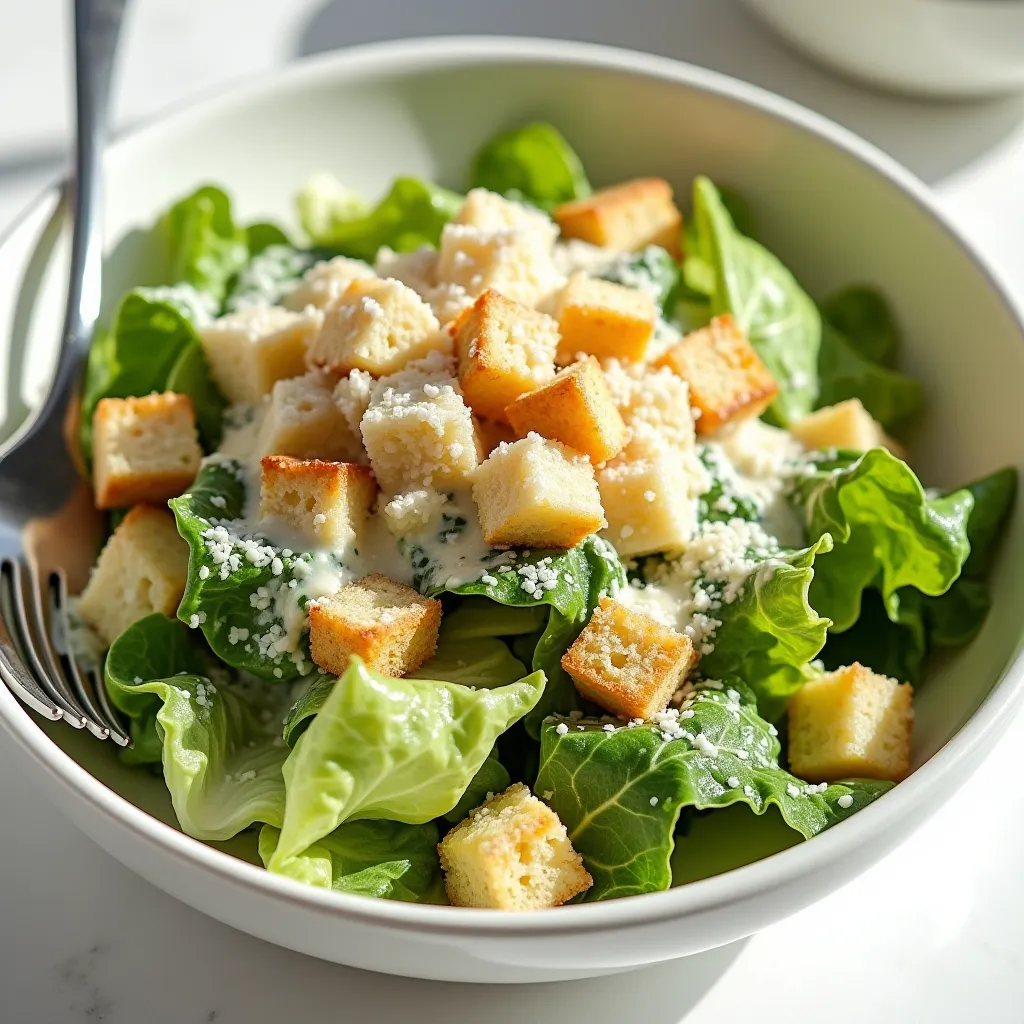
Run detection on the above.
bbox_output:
[223,244,323,313]
[601,245,681,317]
[790,448,973,632]
[161,185,249,305]
[244,221,292,256]
[701,535,834,721]
[297,174,461,259]
[104,614,289,840]
[690,176,820,425]
[267,657,544,874]
[436,597,549,642]
[536,680,892,900]
[258,819,440,900]
[409,634,526,689]
[819,285,899,367]
[421,536,626,736]
[442,748,511,823]
[469,122,590,212]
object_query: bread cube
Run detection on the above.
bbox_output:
[788,663,913,783]
[597,440,699,557]
[256,371,364,462]
[474,416,517,455]
[200,306,322,404]
[602,361,698,454]
[656,314,778,435]
[454,188,554,234]
[306,277,443,377]
[449,289,559,422]
[436,222,561,307]
[555,273,656,364]
[283,256,375,311]
[92,392,202,509]
[562,597,695,720]
[381,489,449,537]
[77,505,189,646]
[438,783,592,910]
[258,456,376,550]
[472,434,605,549]
[309,573,441,677]
[791,399,906,459]
[506,357,626,464]
[359,354,480,493]
[332,368,375,436]
[554,178,683,259]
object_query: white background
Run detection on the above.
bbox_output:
[2,1,1024,1020]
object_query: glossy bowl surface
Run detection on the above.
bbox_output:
[0,36,1022,983]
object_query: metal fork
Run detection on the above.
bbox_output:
[0,0,129,743]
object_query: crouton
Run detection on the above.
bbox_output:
[788,663,913,783]
[472,434,606,549]
[380,489,449,537]
[308,573,441,677]
[554,178,683,259]
[438,783,592,910]
[555,273,656,364]
[200,306,321,404]
[791,399,906,459]
[453,188,555,234]
[474,416,517,455]
[256,371,364,462]
[597,438,699,556]
[506,357,626,464]
[283,256,375,311]
[359,353,480,493]
[656,314,778,435]
[436,221,561,307]
[449,289,559,422]
[562,597,695,720]
[92,392,202,510]
[602,361,698,454]
[77,505,189,646]
[258,456,376,550]
[307,277,443,377]
[333,368,375,436]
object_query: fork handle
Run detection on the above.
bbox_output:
[38,0,128,426]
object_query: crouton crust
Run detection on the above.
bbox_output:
[555,273,656,364]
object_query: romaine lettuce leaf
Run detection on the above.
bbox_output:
[258,819,441,901]
[601,245,681,318]
[421,536,627,736]
[436,597,549,642]
[469,122,590,212]
[409,634,526,689]
[791,448,973,632]
[442,748,511,823]
[297,174,461,259]
[701,535,834,722]
[267,658,544,874]
[536,680,892,900]
[690,176,821,425]
[819,285,899,368]
[223,244,322,312]
[105,614,289,840]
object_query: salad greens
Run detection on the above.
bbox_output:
[84,120,1015,910]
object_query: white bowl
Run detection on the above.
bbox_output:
[0,37,1022,984]
[744,0,1024,98]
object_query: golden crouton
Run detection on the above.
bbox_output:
[554,178,683,258]
[597,439,699,557]
[555,273,656,364]
[309,573,441,677]
[561,597,696,720]
[656,314,778,435]
[474,416,517,455]
[791,399,906,459]
[92,392,202,510]
[256,371,364,462]
[283,256,375,312]
[449,289,559,422]
[788,663,913,783]
[359,353,480,493]
[602,361,697,454]
[506,357,627,464]
[438,783,592,910]
[471,434,606,549]
[77,505,189,646]
[258,456,376,550]
[200,306,321,404]
[307,276,443,377]
[332,368,375,436]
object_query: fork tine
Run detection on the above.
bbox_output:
[0,569,62,721]
[4,558,87,729]
[52,569,129,744]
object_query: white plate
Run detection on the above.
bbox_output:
[0,36,1022,984]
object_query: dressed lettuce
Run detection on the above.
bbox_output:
[223,244,323,312]
[469,122,590,212]
[602,245,682,317]
[536,680,892,900]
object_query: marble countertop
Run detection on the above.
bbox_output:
[2,1,1024,1020]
